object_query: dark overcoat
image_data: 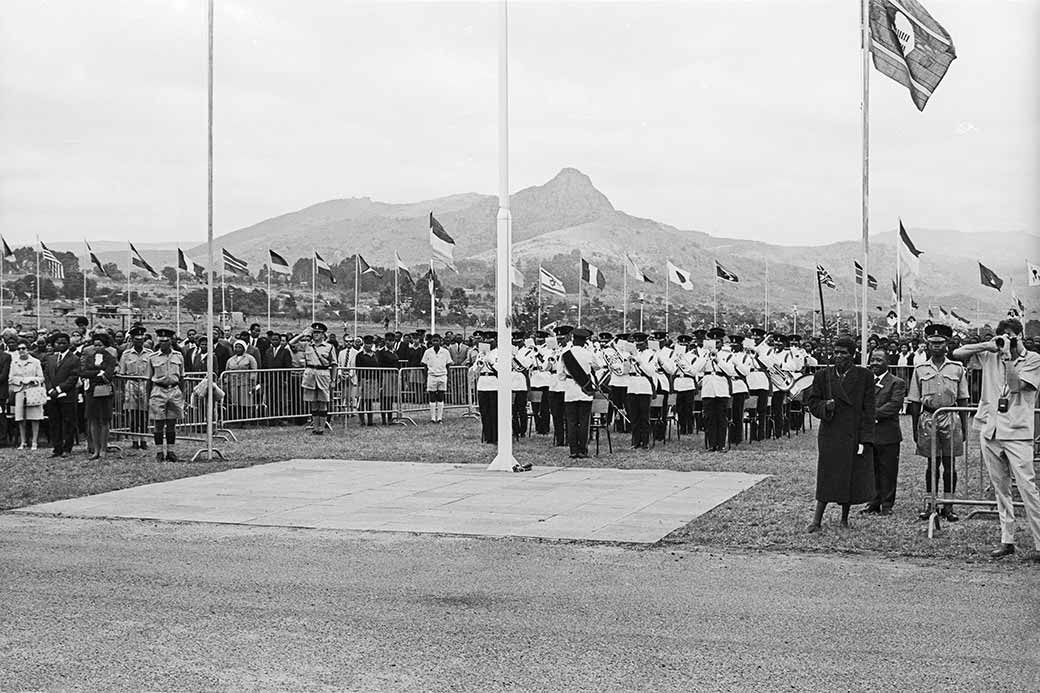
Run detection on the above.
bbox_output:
[806,365,876,503]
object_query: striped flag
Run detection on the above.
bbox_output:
[268,249,291,275]
[1,235,14,262]
[539,266,566,296]
[898,221,923,276]
[357,254,382,278]
[40,242,65,279]
[853,261,878,289]
[85,240,109,278]
[222,248,249,277]
[715,260,739,283]
[869,0,956,111]
[429,213,456,269]
[666,261,693,290]
[626,255,653,283]
[129,243,158,278]
[979,262,1003,291]
[816,264,836,290]
[314,251,335,284]
[395,251,413,285]
[178,249,206,282]
[580,258,606,289]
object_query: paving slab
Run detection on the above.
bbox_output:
[12,460,767,543]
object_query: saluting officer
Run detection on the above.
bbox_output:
[148,328,184,461]
[907,323,968,521]
[118,325,152,449]
[289,322,337,435]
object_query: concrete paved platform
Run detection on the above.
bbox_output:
[13,460,767,543]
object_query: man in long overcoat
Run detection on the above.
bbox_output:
[806,335,876,532]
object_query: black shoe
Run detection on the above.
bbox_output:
[878,508,893,516]
[165,451,178,463]
[918,510,933,521]
[139,442,148,450]
[131,441,140,450]
[989,543,1015,559]
[156,452,165,462]
[860,506,881,515]
[49,451,64,458]
[943,509,959,522]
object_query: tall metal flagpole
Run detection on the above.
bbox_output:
[576,256,582,326]
[639,294,644,333]
[82,241,88,325]
[713,274,718,327]
[176,261,181,336]
[895,240,901,334]
[266,263,271,333]
[126,244,132,317]
[811,268,817,336]
[764,257,769,331]
[311,253,316,324]
[354,255,360,337]
[488,0,516,471]
[623,261,628,333]
[537,266,542,331]
[0,243,5,328]
[859,0,871,363]
[394,256,399,333]
[665,274,669,333]
[35,238,41,332]
[429,258,436,336]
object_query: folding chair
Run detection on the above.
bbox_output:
[743,394,758,443]
[589,396,612,456]
[649,394,678,448]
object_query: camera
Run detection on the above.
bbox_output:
[997,397,1010,413]
[995,337,1004,349]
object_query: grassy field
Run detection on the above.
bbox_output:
[1,410,1024,562]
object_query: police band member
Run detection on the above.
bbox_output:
[722,334,753,446]
[672,335,698,435]
[695,327,736,452]
[528,330,553,435]
[626,332,656,449]
[557,327,601,459]
[148,328,184,461]
[288,322,337,435]
[907,323,968,521]
[600,332,630,434]
[470,331,499,444]
[745,327,772,442]
[511,331,536,438]
[546,326,572,447]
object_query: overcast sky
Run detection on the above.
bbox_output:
[1,0,1037,248]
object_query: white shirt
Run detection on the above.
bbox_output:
[557,344,599,402]
[626,349,657,396]
[421,346,451,378]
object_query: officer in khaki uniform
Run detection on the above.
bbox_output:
[148,328,185,462]
[118,326,152,449]
[289,322,337,434]
[907,323,969,521]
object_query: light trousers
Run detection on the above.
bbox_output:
[981,435,1040,550]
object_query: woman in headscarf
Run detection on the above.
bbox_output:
[224,339,257,424]
[9,339,46,450]
[81,332,118,460]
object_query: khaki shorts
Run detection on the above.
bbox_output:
[427,376,447,392]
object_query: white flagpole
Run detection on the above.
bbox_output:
[176,261,181,336]
[577,256,582,326]
[811,269,817,336]
[199,0,217,461]
[489,0,516,471]
[354,254,360,337]
[126,244,132,318]
[266,261,271,333]
[713,274,718,326]
[859,0,871,363]
[36,237,41,332]
[764,256,769,331]
[793,305,798,335]
[82,242,88,326]
[639,293,644,333]
[665,272,669,334]
[895,242,902,334]
[0,242,5,329]
[221,264,226,325]
[429,258,436,336]
[537,266,542,331]
[623,261,628,334]
[311,253,316,325]
[394,256,399,333]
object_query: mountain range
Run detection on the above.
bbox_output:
[53,168,1036,322]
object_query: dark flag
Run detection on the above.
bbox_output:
[129,243,159,278]
[314,251,336,284]
[853,261,878,289]
[715,260,739,283]
[178,249,206,283]
[816,264,836,289]
[979,262,1003,291]
[581,258,606,289]
[2,235,15,262]
[268,249,291,276]
[222,248,250,277]
[357,254,382,278]
[429,213,456,269]
[869,0,956,111]
[85,241,109,278]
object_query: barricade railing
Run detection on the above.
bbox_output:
[331,367,404,426]
[109,372,234,444]
[218,367,308,427]
[923,405,1040,539]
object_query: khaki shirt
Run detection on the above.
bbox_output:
[907,357,968,408]
[148,350,184,387]
[971,351,1040,440]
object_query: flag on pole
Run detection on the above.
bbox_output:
[869,0,956,111]
[268,249,291,275]
[891,277,902,303]
[910,292,918,310]
[314,251,336,284]
[1013,293,1025,315]
[357,254,382,278]
[2,235,15,262]
[539,266,566,296]
[580,258,606,289]
[221,248,249,277]
[853,261,878,289]
[395,252,413,285]
[898,221,923,276]
[816,264,836,289]
[40,242,65,279]
[979,262,1003,291]
[510,264,524,288]
[715,260,739,283]
[85,240,109,278]
[129,243,159,278]
[1027,260,1040,287]
[626,255,653,283]
[666,261,693,290]
[423,266,438,296]
[429,213,456,269]
[178,249,206,283]
[950,309,970,325]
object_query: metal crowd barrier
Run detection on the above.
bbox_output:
[109,372,234,444]
[924,405,1040,539]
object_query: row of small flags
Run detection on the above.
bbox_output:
[537,257,739,297]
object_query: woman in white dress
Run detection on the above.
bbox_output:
[224,340,258,424]
[8,340,45,450]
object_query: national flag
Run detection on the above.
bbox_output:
[910,292,918,310]
[423,266,438,296]
[268,249,291,275]
[221,248,249,277]
[1027,260,1040,287]
[539,266,566,296]
[395,252,413,285]
[40,242,65,279]
[626,255,653,283]
[314,251,336,284]
[891,276,902,303]
[666,261,693,290]
[869,0,956,111]
[1,235,14,262]
[429,213,456,268]
[715,260,739,283]
[854,261,879,290]
[357,254,382,278]
[510,264,524,288]
[816,264,836,290]
[85,240,109,278]
[580,258,606,289]
[898,221,923,276]
[950,309,970,325]
[129,243,159,278]
[178,249,206,283]
[1013,294,1025,315]
[979,262,1003,291]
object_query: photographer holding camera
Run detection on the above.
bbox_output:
[953,318,1040,561]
